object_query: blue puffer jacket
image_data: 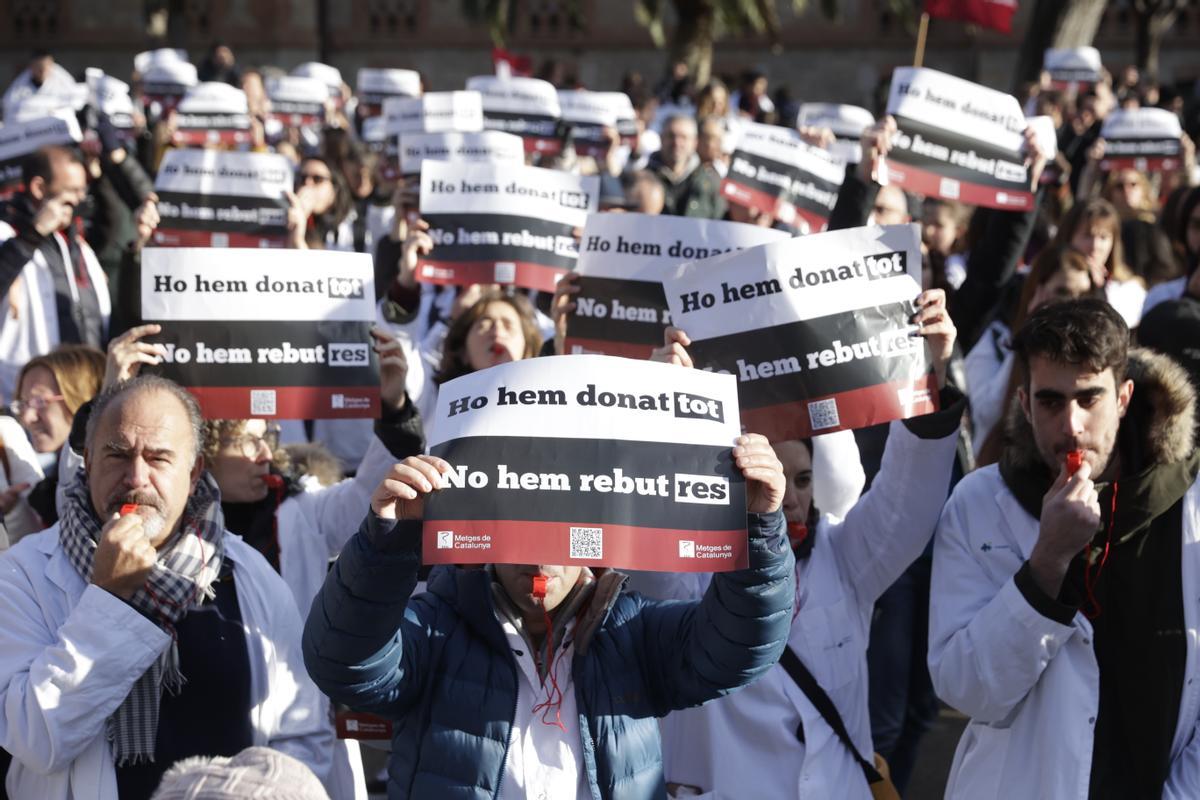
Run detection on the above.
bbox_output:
[303,511,794,799]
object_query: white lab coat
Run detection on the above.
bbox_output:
[929,465,1200,800]
[636,420,959,799]
[963,319,1011,457]
[0,221,110,403]
[0,529,333,800]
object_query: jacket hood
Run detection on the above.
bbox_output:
[1001,347,1196,477]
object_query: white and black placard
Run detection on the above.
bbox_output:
[266,75,328,128]
[141,247,379,419]
[173,82,252,147]
[418,160,598,292]
[383,91,485,136]
[664,224,937,440]
[424,355,747,571]
[1044,47,1103,90]
[797,103,875,164]
[567,214,788,358]
[399,130,524,179]
[557,90,636,157]
[141,58,197,117]
[356,68,421,118]
[885,67,1032,211]
[1100,107,1183,172]
[721,120,847,233]
[0,113,83,196]
[152,149,292,248]
[466,75,562,155]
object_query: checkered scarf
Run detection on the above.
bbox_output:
[58,468,226,765]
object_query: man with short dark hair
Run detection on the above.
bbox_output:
[930,298,1200,798]
[646,115,725,219]
[0,375,332,800]
[0,145,110,399]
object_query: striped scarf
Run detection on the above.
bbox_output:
[58,468,226,765]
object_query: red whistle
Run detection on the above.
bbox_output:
[532,575,548,599]
[119,503,138,517]
[264,474,284,491]
[491,343,506,356]
[1066,450,1084,476]
[787,522,809,547]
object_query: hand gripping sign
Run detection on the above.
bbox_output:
[423,355,748,572]
[663,223,937,441]
[885,67,1033,211]
[418,160,598,292]
[141,247,380,419]
[566,213,788,358]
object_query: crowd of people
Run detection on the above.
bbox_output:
[0,37,1196,800]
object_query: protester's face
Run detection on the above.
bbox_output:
[15,366,72,453]
[1111,170,1145,212]
[297,160,335,215]
[1019,358,1131,476]
[697,122,723,164]
[214,46,235,69]
[1070,222,1114,272]
[32,159,88,227]
[207,419,275,503]
[1028,267,1093,313]
[86,388,202,548]
[775,440,813,526]
[661,120,697,166]
[922,206,959,256]
[628,179,665,215]
[494,563,583,617]
[29,56,53,85]
[871,185,909,226]
[465,302,526,372]
[1185,203,1200,258]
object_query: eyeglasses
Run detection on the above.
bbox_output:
[222,425,280,458]
[298,173,330,186]
[8,394,64,416]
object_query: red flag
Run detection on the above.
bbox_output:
[924,0,1018,34]
[491,47,533,78]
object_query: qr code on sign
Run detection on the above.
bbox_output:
[808,398,840,430]
[570,527,603,559]
[250,390,277,416]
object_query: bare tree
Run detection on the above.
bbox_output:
[1012,0,1107,93]
[1131,0,1186,85]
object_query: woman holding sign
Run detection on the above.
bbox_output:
[640,289,965,800]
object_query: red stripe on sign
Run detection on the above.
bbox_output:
[885,160,1033,211]
[150,229,288,248]
[1100,156,1181,173]
[741,373,940,441]
[721,178,785,219]
[422,519,749,572]
[562,337,655,359]
[522,137,564,156]
[418,258,567,293]
[172,129,252,147]
[188,386,381,419]
[792,206,830,235]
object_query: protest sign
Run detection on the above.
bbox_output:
[384,91,485,135]
[399,130,523,179]
[567,214,788,358]
[266,75,328,128]
[151,149,292,248]
[885,67,1032,211]
[1100,108,1183,172]
[557,90,636,157]
[663,224,936,440]
[0,113,83,197]
[1044,47,1102,91]
[292,62,344,102]
[466,75,562,155]
[86,70,136,130]
[423,355,747,571]
[418,160,598,292]
[356,68,421,118]
[134,48,187,76]
[173,82,252,147]
[9,84,88,123]
[141,58,197,117]
[797,103,875,164]
[721,120,846,233]
[141,248,379,419]
[925,0,1017,33]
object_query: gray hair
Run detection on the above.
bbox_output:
[663,114,698,135]
[85,375,205,462]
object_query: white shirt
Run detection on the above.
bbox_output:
[498,614,589,800]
